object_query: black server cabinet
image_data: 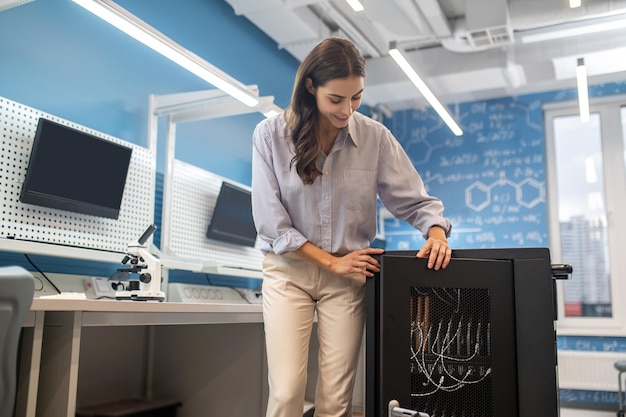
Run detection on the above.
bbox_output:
[366,248,561,417]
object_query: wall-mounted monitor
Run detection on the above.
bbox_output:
[206,181,257,247]
[19,118,133,219]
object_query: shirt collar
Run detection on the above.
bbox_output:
[346,118,359,147]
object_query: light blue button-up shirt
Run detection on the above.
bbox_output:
[251,110,451,256]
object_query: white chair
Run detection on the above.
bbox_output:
[0,266,34,417]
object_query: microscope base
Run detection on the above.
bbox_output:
[115,290,165,302]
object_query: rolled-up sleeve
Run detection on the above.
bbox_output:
[376,128,452,239]
[251,119,308,254]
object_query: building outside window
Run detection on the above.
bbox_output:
[545,96,626,332]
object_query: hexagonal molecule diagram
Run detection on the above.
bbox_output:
[517,178,544,208]
[466,182,490,211]
[466,177,545,212]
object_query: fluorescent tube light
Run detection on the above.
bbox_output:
[262,106,281,118]
[0,0,34,11]
[72,0,260,107]
[576,58,590,123]
[263,110,280,118]
[569,0,581,8]
[346,0,364,12]
[520,18,626,43]
[388,46,463,136]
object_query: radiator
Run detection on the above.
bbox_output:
[558,350,626,391]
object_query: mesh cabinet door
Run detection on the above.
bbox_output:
[366,251,558,417]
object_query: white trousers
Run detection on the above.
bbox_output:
[262,252,366,417]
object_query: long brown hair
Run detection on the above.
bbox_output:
[287,37,366,184]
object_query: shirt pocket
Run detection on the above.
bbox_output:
[344,169,377,212]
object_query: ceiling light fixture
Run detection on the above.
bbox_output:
[520,18,626,43]
[576,57,590,122]
[569,0,582,8]
[262,109,281,118]
[71,0,260,107]
[388,43,463,136]
[346,0,364,12]
[321,2,380,57]
[0,0,34,11]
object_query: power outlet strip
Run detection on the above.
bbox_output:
[31,272,129,299]
[90,277,120,299]
[167,283,259,304]
[237,288,263,304]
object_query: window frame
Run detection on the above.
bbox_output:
[544,94,626,335]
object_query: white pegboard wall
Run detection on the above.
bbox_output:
[167,160,264,271]
[0,96,155,253]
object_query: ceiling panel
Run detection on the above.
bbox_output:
[225,0,626,110]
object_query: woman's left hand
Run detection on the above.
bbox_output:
[416,226,451,270]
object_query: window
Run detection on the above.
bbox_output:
[545,96,626,333]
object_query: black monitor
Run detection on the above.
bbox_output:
[19,118,133,219]
[206,181,257,247]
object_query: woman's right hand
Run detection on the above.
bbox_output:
[332,248,384,277]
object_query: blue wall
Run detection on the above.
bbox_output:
[384,82,626,250]
[0,0,298,279]
[0,0,298,185]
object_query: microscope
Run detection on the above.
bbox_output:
[115,224,165,302]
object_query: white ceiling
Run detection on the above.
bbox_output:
[225,0,626,113]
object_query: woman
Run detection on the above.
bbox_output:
[251,37,452,417]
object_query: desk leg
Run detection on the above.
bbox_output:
[143,325,155,399]
[36,311,82,417]
[16,311,45,417]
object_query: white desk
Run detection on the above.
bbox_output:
[17,299,265,417]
